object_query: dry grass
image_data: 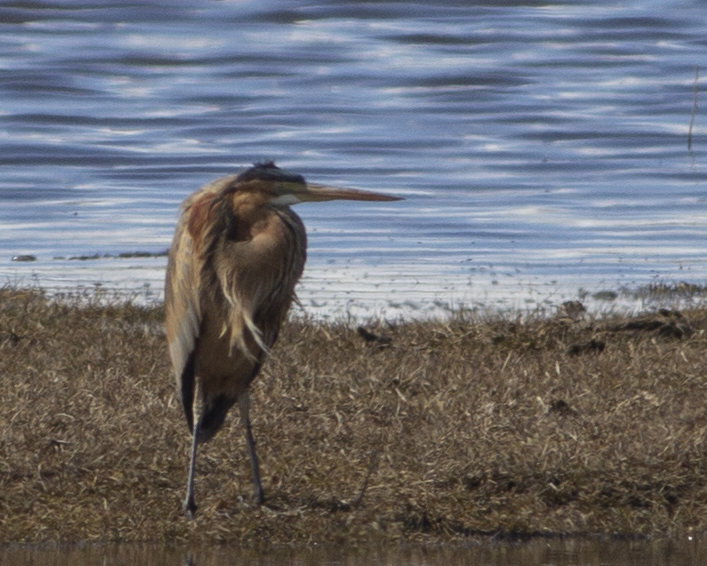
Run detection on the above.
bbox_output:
[2,288,707,545]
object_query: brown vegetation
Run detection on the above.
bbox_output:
[2,288,707,545]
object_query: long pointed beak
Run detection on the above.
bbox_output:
[301,183,403,203]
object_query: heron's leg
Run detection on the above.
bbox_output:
[183,417,199,517]
[239,392,264,504]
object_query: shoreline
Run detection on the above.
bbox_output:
[4,260,707,321]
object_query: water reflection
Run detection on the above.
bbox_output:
[2,539,705,566]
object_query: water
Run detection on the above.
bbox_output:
[1,539,706,566]
[2,0,707,319]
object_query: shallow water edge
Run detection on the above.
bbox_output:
[2,537,706,566]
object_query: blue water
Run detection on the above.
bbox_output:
[2,0,707,318]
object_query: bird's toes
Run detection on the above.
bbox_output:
[183,499,198,519]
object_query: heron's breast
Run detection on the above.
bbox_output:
[229,213,304,282]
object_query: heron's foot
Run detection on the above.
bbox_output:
[183,496,197,518]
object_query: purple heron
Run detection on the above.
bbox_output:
[164,162,401,516]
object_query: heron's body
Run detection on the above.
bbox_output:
[166,174,305,443]
[164,162,400,516]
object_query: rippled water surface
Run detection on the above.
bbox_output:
[2,0,707,318]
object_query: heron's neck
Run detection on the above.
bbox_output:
[228,192,280,240]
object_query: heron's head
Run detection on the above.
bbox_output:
[235,162,402,205]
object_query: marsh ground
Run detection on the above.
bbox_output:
[2,288,707,545]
